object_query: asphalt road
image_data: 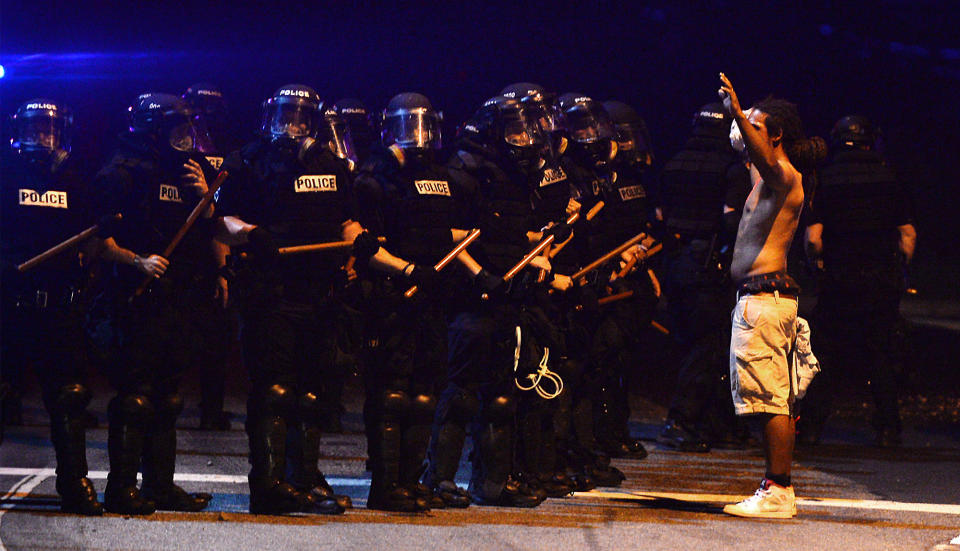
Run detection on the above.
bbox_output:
[2,409,958,551]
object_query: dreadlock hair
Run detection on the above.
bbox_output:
[752,95,826,175]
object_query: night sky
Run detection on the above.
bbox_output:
[2,1,958,292]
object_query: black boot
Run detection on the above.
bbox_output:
[401,394,439,508]
[658,418,710,452]
[141,395,211,512]
[287,419,352,510]
[48,384,102,516]
[104,395,155,515]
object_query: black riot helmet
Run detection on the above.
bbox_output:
[183,83,228,154]
[462,96,549,173]
[691,102,731,139]
[10,98,74,155]
[320,106,356,165]
[128,92,201,152]
[556,93,616,167]
[501,82,560,134]
[830,115,877,150]
[334,98,375,160]
[604,99,653,169]
[260,84,323,142]
[381,92,442,150]
[183,82,227,120]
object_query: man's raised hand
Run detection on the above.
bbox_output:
[718,72,742,117]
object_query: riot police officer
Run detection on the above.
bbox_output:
[425,95,577,507]
[214,84,350,515]
[656,102,752,452]
[802,115,916,447]
[352,92,476,512]
[88,93,216,514]
[1,99,102,515]
[183,82,236,431]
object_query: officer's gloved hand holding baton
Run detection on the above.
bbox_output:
[246,227,279,266]
[406,264,441,291]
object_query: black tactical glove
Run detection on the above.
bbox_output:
[246,227,279,266]
[543,222,573,243]
[474,268,506,297]
[408,264,441,292]
[352,231,380,262]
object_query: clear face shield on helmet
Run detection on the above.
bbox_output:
[168,120,200,152]
[564,103,615,144]
[16,114,69,152]
[613,122,652,166]
[322,114,357,163]
[382,108,441,150]
[262,102,316,141]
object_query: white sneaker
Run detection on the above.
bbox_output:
[723,479,797,519]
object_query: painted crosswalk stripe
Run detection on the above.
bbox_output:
[0,468,54,551]
[575,489,960,516]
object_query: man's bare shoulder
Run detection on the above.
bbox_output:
[778,158,802,190]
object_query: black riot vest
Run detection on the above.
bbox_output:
[589,170,649,252]
[222,139,353,283]
[368,150,458,265]
[449,149,538,275]
[1,151,87,292]
[94,141,217,289]
[659,138,741,239]
[815,149,908,266]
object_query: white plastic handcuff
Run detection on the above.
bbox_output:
[512,326,564,399]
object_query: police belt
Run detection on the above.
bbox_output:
[15,286,81,309]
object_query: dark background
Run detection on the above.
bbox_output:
[2,1,958,294]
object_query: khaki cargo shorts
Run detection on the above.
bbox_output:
[729,293,798,416]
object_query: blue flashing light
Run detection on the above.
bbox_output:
[0,64,5,78]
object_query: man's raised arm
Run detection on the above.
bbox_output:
[718,72,788,191]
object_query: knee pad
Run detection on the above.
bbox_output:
[409,393,437,424]
[381,389,410,421]
[109,393,154,425]
[484,395,515,425]
[298,391,321,420]
[57,383,92,415]
[155,394,184,420]
[260,384,296,419]
[448,390,480,424]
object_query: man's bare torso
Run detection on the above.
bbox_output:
[730,160,804,281]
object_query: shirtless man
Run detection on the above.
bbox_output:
[716,73,804,519]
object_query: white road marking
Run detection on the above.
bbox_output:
[575,489,960,516]
[0,468,54,551]
[2,468,959,517]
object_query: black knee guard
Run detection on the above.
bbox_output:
[109,394,154,427]
[259,384,296,420]
[56,383,92,416]
[154,394,184,429]
[484,395,516,426]
[447,390,480,424]
[409,393,437,424]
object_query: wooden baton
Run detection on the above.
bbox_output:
[404,228,482,298]
[133,170,227,297]
[17,214,122,273]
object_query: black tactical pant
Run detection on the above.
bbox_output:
[240,290,339,495]
[805,263,905,433]
[426,303,517,497]
[97,282,209,499]
[3,288,92,483]
[661,243,738,437]
[362,279,447,496]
